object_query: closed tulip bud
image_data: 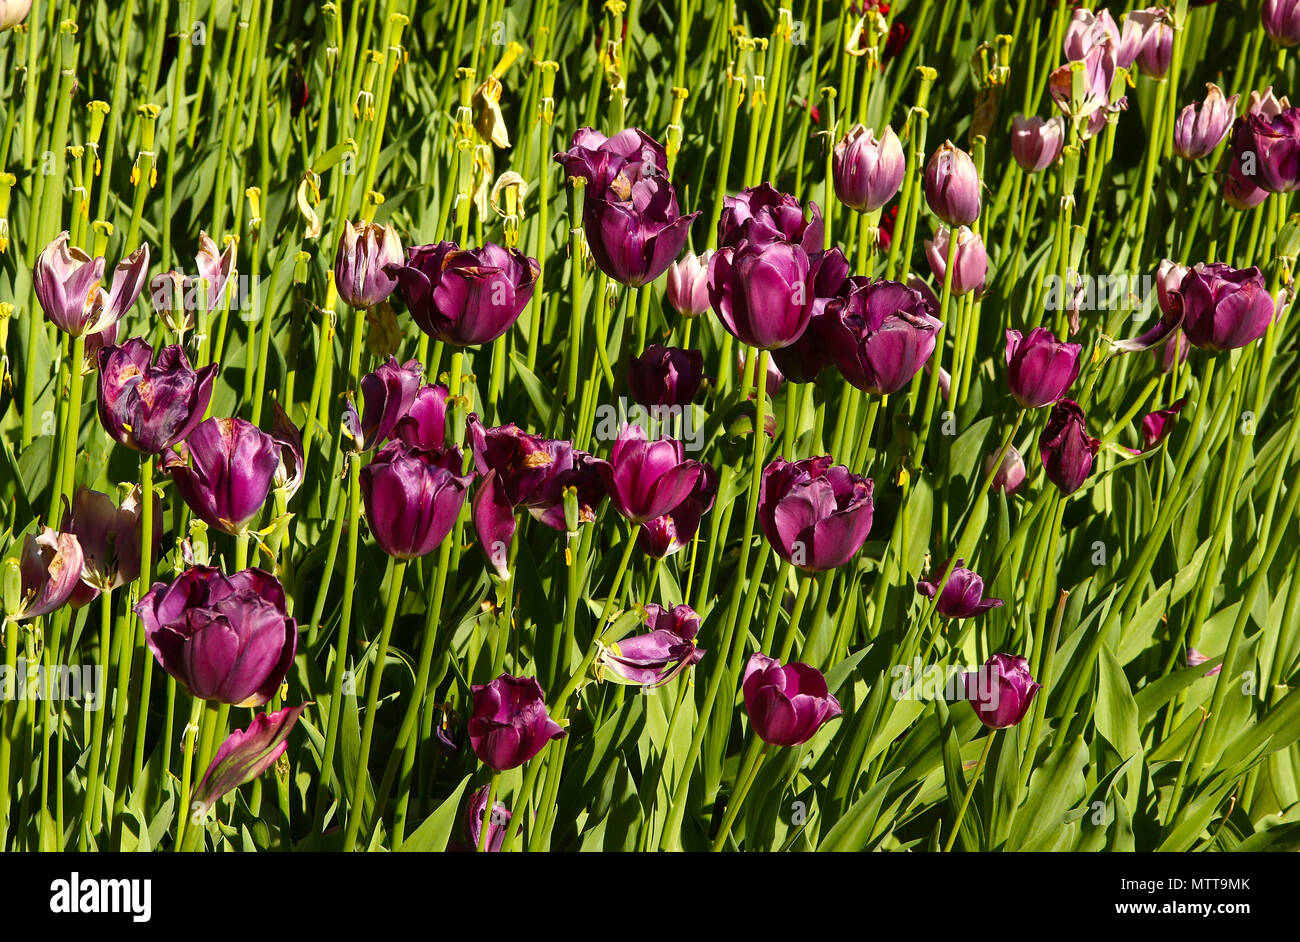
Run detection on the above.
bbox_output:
[717,183,824,252]
[1263,0,1300,45]
[924,226,988,296]
[468,674,566,770]
[1004,328,1082,408]
[985,445,1027,495]
[193,705,307,814]
[637,466,717,559]
[666,250,713,317]
[1063,8,1120,62]
[824,277,943,395]
[465,785,511,852]
[963,654,1040,728]
[628,345,705,407]
[11,528,84,622]
[833,124,905,213]
[1139,398,1185,451]
[1125,8,1174,78]
[1231,108,1300,194]
[595,603,705,688]
[1039,399,1100,495]
[390,242,540,347]
[163,417,280,535]
[138,566,297,707]
[0,1,31,31]
[742,652,843,747]
[361,441,473,560]
[1179,262,1275,351]
[708,238,816,350]
[61,485,163,607]
[97,339,217,454]
[759,456,874,571]
[392,383,450,452]
[34,232,149,337]
[343,357,424,451]
[924,141,981,225]
[917,558,1003,618]
[334,221,403,309]
[1174,84,1239,160]
[1011,115,1066,172]
[594,424,707,524]
[584,175,699,287]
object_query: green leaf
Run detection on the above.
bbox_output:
[398,774,472,852]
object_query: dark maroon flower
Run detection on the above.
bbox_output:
[194,705,307,811]
[963,654,1040,728]
[593,424,707,525]
[758,456,874,572]
[1139,398,1186,451]
[1004,327,1082,408]
[717,183,824,253]
[1179,263,1274,351]
[1230,107,1300,194]
[361,441,473,560]
[162,417,280,535]
[637,465,717,558]
[627,345,705,407]
[1039,399,1100,495]
[917,558,1003,618]
[392,383,450,451]
[97,339,217,454]
[343,357,424,451]
[742,653,843,747]
[468,674,566,771]
[822,277,943,395]
[583,174,698,287]
[554,126,667,192]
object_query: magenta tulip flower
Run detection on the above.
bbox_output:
[392,383,450,452]
[193,705,307,812]
[758,456,874,572]
[584,174,698,287]
[465,784,512,852]
[343,357,424,451]
[637,466,717,559]
[1004,328,1082,408]
[468,674,566,770]
[1173,84,1239,161]
[742,652,843,747]
[1139,398,1185,451]
[924,141,981,226]
[34,232,149,337]
[917,558,1003,619]
[1039,399,1100,495]
[963,654,1041,728]
[334,220,403,309]
[163,417,280,535]
[594,424,707,525]
[1178,263,1275,351]
[595,603,705,688]
[97,339,217,454]
[833,124,905,213]
[554,126,667,191]
[1263,0,1300,46]
[1011,115,1066,172]
[361,441,473,560]
[1230,107,1300,194]
[717,183,824,253]
[823,277,943,395]
[627,345,706,407]
[708,238,816,350]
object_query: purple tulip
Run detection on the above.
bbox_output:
[759,456,874,572]
[1124,8,1173,79]
[1155,259,1189,317]
[468,417,605,578]
[1187,648,1223,677]
[666,250,714,318]
[1173,84,1239,161]
[392,383,450,451]
[1248,87,1291,119]
[343,357,424,451]
[61,485,163,607]
[742,652,843,747]
[924,141,981,226]
[595,603,705,688]
[554,126,667,191]
[925,226,988,296]
[628,345,705,407]
[34,232,149,337]
[97,339,217,454]
[708,238,818,350]
[361,441,473,560]
[917,558,1004,618]
[1179,263,1275,351]
[822,277,943,395]
[334,220,403,309]
[963,654,1040,729]
[1049,43,1116,125]
[1231,108,1300,194]
[84,322,119,368]
[717,183,824,253]
[163,417,280,535]
[389,241,540,347]
[1263,0,1300,46]
[1005,328,1082,408]
[138,566,297,707]
[468,673,566,771]
[1063,8,1120,62]
[584,174,699,287]
[833,124,906,213]
[595,424,707,524]
[1011,115,1066,172]
[193,705,307,812]
[195,231,238,312]
[1139,398,1185,451]
[465,784,512,852]
[986,445,1027,495]
[637,466,717,558]
[1039,399,1100,495]
[11,528,84,622]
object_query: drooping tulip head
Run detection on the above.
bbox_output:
[742,652,843,747]
[11,528,84,622]
[193,705,307,813]
[917,558,1004,619]
[595,603,705,688]
[61,485,163,607]
[637,465,717,559]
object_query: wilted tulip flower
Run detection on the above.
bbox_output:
[1178,263,1274,351]
[389,242,540,347]
[666,250,713,317]
[392,383,450,452]
[34,232,149,337]
[1049,43,1116,123]
[97,339,217,454]
[1039,399,1100,495]
[1231,108,1300,193]
[963,654,1040,729]
[628,345,705,407]
[0,1,31,31]
[1155,259,1189,317]
[833,124,905,213]
[163,417,280,535]
[1248,86,1291,119]
[742,652,843,747]
[1011,115,1066,172]
[637,466,717,558]
[823,277,943,395]
[1123,8,1174,78]
[195,231,237,312]
[717,183,824,252]
[924,141,981,226]
[1004,328,1082,408]
[193,705,307,813]
[468,673,566,770]
[1173,84,1239,160]
[759,456,874,572]
[595,603,705,687]
[468,417,605,578]
[61,486,162,607]
[1263,0,1300,46]
[138,566,297,707]
[465,784,511,852]
[10,528,83,622]
[925,226,988,296]
[1139,399,1185,451]
[1063,8,1120,61]
[554,126,668,191]
[594,424,706,524]
[271,402,305,499]
[343,357,424,451]
[986,445,1027,495]
[335,220,404,309]
[917,558,1003,619]
[361,441,473,560]
[584,174,699,287]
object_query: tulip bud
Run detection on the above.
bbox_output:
[1173,84,1239,162]
[917,558,1004,618]
[465,785,511,852]
[1139,398,1186,451]
[1178,262,1275,351]
[334,221,403,309]
[627,345,705,407]
[707,238,817,350]
[742,652,843,747]
[1010,115,1066,172]
[963,654,1040,728]
[738,347,785,396]
[924,141,981,226]
[924,226,988,296]
[1004,328,1082,408]
[986,445,1027,495]
[832,124,905,213]
[362,442,474,559]
[1263,0,1300,46]
[468,674,566,770]
[758,456,874,571]
[1039,399,1099,495]
[665,250,713,318]
[193,705,307,813]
